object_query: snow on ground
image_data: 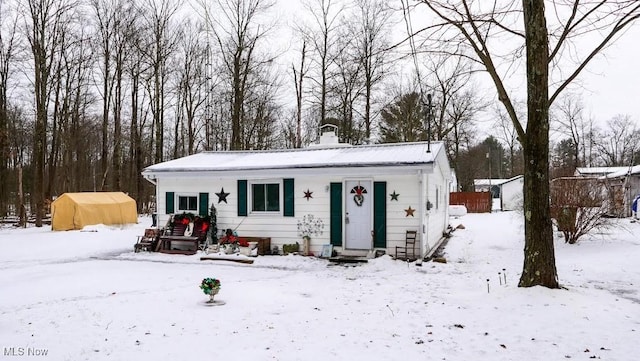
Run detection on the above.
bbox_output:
[1,212,638,361]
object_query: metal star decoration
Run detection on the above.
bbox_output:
[405,206,415,217]
[304,189,313,200]
[215,188,230,204]
[390,191,399,201]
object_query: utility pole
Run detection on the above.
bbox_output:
[424,93,433,153]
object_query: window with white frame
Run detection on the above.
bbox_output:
[251,182,280,212]
[177,195,198,212]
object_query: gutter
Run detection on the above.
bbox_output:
[143,174,157,186]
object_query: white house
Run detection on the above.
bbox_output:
[142,129,453,259]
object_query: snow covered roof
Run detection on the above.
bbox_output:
[575,167,629,177]
[598,165,640,179]
[143,141,445,174]
[474,178,511,186]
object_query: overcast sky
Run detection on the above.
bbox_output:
[577,24,640,125]
[275,1,639,138]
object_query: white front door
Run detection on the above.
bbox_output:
[345,180,372,250]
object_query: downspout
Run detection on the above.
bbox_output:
[424,170,430,256]
[418,169,429,260]
[142,174,159,226]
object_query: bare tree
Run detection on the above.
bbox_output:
[23,0,77,226]
[291,39,308,148]
[443,87,482,173]
[415,0,640,288]
[330,32,363,144]
[0,0,19,216]
[425,55,485,168]
[126,21,151,212]
[492,101,525,177]
[110,0,138,191]
[200,0,277,150]
[241,72,282,150]
[550,177,611,244]
[91,0,115,190]
[551,93,593,170]
[175,20,208,156]
[350,0,392,141]
[49,23,94,196]
[139,0,180,163]
[7,105,30,225]
[596,114,639,166]
[302,0,343,127]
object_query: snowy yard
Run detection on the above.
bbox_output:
[0,212,638,361]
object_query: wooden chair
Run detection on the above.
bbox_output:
[134,228,159,252]
[395,230,418,261]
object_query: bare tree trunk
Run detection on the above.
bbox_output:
[113,59,122,190]
[101,49,111,190]
[18,165,26,227]
[141,0,179,162]
[519,0,558,288]
[0,8,17,217]
[26,0,75,226]
[130,67,141,208]
[293,40,306,148]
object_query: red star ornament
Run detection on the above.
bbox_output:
[304,189,313,200]
[405,206,415,217]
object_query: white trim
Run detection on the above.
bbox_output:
[248,179,283,216]
[176,193,199,213]
[343,178,374,251]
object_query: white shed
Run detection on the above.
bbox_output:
[142,131,453,260]
[474,175,523,211]
[499,175,524,211]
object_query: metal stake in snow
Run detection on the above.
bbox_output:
[498,272,502,285]
[503,268,507,285]
[486,279,490,293]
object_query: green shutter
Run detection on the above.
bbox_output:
[238,180,247,216]
[330,183,342,246]
[166,192,174,214]
[198,193,209,216]
[374,182,387,248]
[283,178,295,217]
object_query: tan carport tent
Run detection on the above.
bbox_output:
[51,192,138,231]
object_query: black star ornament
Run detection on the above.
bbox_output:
[216,188,230,204]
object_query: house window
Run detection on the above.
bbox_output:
[252,183,280,212]
[178,195,198,212]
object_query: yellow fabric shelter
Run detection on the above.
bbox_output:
[51,192,138,231]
